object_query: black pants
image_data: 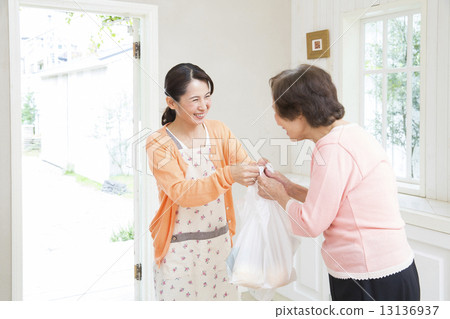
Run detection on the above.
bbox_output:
[329,261,420,301]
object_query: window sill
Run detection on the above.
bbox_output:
[398,194,450,234]
[397,181,421,196]
[284,173,450,235]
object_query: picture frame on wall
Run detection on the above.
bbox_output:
[306,29,330,59]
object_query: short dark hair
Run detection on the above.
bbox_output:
[269,64,345,127]
[161,63,214,126]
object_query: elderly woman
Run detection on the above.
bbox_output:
[257,64,420,301]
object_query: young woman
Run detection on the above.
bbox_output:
[257,64,420,301]
[146,63,259,301]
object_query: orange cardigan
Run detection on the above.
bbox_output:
[146,120,251,266]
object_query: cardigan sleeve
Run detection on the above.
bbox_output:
[287,143,359,237]
[146,134,234,207]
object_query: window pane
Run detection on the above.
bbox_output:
[364,74,382,143]
[412,14,421,66]
[387,16,408,68]
[387,72,407,178]
[364,21,383,70]
[411,72,420,179]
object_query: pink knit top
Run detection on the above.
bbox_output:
[286,124,414,280]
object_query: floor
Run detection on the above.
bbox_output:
[22,155,135,300]
[240,290,291,301]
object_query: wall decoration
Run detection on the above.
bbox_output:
[306,29,330,59]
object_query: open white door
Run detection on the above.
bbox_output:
[131,12,160,301]
[11,0,159,301]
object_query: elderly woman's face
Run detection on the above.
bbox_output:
[273,106,309,141]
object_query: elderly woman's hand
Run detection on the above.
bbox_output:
[257,158,293,194]
[257,173,291,210]
[257,157,269,166]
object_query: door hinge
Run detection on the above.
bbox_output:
[133,42,141,59]
[134,263,142,281]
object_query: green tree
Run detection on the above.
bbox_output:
[66,12,132,53]
[22,92,37,125]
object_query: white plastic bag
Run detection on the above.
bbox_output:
[227,164,300,300]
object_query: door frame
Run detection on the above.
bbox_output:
[10,0,159,300]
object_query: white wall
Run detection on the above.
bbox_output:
[425,0,450,202]
[38,57,133,183]
[38,74,70,169]
[0,0,22,301]
[0,0,13,301]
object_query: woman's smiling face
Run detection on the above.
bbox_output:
[168,79,211,125]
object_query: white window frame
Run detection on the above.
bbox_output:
[359,10,424,196]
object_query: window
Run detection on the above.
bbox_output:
[361,11,422,187]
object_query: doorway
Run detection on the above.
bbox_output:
[16,0,159,301]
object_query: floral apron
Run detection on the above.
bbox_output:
[153,125,239,301]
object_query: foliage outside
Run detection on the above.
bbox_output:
[110,175,134,199]
[111,224,134,242]
[64,170,103,191]
[65,12,133,53]
[364,14,421,180]
[22,92,37,125]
